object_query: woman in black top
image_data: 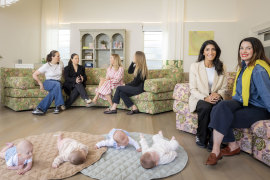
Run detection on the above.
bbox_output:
[63,53,92,109]
[104,51,148,115]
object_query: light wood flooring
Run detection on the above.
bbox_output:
[0,105,269,180]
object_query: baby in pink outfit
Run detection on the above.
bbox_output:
[52,133,88,168]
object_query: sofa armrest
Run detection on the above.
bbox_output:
[144,78,175,93]
[173,83,190,103]
[5,77,35,90]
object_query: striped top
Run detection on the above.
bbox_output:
[106,66,124,89]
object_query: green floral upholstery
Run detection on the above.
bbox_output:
[144,78,175,93]
[5,77,35,90]
[0,66,183,114]
[163,60,183,69]
[4,88,48,98]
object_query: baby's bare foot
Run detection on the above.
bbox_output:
[158,131,163,136]
[171,136,175,140]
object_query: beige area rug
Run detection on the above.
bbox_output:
[0,131,107,180]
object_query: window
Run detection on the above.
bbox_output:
[58,29,70,66]
[144,32,163,69]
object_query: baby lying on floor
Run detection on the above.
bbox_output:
[52,133,88,168]
[95,128,141,152]
[0,140,33,175]
[140,131,179,169]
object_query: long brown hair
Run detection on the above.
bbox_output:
[134,51,148,79]
[109,54,122,70]
[238,37,270,68]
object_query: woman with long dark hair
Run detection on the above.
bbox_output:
[63,53,91,109]
[189,40,227,149]
[205,37,270,165]
[32,50,65,115]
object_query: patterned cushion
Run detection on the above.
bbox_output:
[144,78,176,93]
[5,77,35,90]
[85,68,107,85]
[173,83,190,102]
[233,128,253,154]
[163,60,183,69]
[4,96,55,111]
[131,91,173,101]
[71,96,173,115]
[176,113,197,134]
[4,88,48,98]
[251,120,270,166]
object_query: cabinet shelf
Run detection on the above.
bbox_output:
[82,59,94,61]
[95,48,110,50]
[80,29,126,68]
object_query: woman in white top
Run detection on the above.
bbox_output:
[189,40,227,149]
[32,50,65,115]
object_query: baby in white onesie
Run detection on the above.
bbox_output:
[0,140,33,175]
[140,131,179,169]
[95,128,141,152]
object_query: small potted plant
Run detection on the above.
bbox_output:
[100,40,107,49]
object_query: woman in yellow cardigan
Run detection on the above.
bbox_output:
[205,37,270,165]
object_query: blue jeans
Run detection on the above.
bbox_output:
[37,80,64,112]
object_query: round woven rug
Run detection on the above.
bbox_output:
[81,132,188,180]
[0,131,107,180]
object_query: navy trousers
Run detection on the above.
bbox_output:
[209,99,270,142]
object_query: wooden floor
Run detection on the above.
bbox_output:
[0,105,269,180]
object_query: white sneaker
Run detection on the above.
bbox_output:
[85,99,92,104]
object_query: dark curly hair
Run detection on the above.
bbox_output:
[197,40,224,76]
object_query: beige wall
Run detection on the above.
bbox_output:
[0,0,41,68]
[59,0,163,67]
[1,0,270,71]
[59,0,163,23]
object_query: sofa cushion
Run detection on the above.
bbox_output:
[85,68,106,85]
[233,128,253,154]
[173,83,190,102]
[251,120,270,166]
[5,77,35,90]
[144,78,175,93]
[131,91,173,101]
[4,87,48,98]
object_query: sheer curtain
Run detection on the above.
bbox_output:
[162,0,184,60]
[0,0,19,7]
[40,0,59,59]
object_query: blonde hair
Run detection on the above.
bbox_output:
[140,152,156,169]
[110,54,122,70]
[134,51,148,79]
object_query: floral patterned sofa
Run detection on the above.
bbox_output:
[173,72,270,166]
[0,66,183,114]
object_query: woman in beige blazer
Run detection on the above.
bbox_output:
[189,40,227,149]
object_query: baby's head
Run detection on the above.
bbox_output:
[68,150,87,165]
[17,140,33,160]
[140,152,158,169]
[113,130,129,146]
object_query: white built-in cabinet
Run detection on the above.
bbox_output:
[80,29,126,68]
